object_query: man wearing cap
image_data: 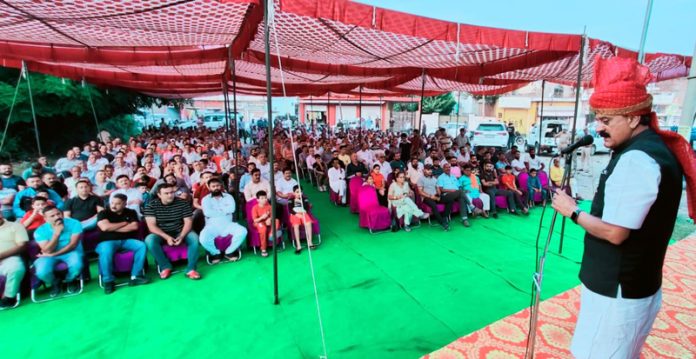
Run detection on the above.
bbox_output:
[552,57,695,358]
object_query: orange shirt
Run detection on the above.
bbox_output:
[501,173,517,190]
[371,172,385,190]
[252,203,272,222]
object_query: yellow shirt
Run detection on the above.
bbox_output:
[0,220,28,253]
[550,165,564,185]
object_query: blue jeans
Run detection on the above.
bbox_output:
[33,250,83,285]
[145,232,199,272]
[95,240,147,283]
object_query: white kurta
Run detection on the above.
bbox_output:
[571,150,662,358]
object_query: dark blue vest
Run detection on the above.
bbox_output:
[580,129,683,299]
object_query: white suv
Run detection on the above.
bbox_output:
[470,122,509,149]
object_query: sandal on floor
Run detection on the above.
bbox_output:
[261,251,269,257]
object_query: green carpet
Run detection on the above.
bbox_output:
[1,182,589,358]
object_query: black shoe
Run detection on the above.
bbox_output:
[442,223,450,231]
[103,281,116,295]
[295,248,302,255]
[0,297,17,309]
[50,281,62,297]
[66,280,80,294]
[129,276,150,287]
[492,213,499,219]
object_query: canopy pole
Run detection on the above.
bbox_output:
[327,91,330,131]
[22,61,42,157]
[418,69,426,133]
[678,42,696,141]
[222,80,231,151]
[455,91,461,129]
[537,80,546,153]
[232,59,240,172]
[263,0,280,306]
[637,0,654,64]
[0,69,23,154]
[358,85,363,136]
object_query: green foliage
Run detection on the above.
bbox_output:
[393,102,418,112]
[422,93,456,115]
[472,94,500,106]
[0,68,181,160]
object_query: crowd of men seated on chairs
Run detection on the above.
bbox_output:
[0,123,563,310]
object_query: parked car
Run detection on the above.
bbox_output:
[525,120,567,153]
[444,122,467,138]
[470,121,509,149]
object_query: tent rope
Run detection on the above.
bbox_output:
[0,68,23,154]
[271,16,329,359]
[83,78,104,141]
[23,61,42,156]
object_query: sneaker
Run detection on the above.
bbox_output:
[49,281,62,297]
[420,213,430,220]
[404,225,412,232]
[186,270,202,280]
[461,219,471,227]
[209,254,222,264]
[66,280,80,294]
[129,276,150,287]
[103,281,115,295]
[159,268,172,280]
[0,297,17,309]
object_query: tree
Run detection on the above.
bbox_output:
[422,93,457,115]
[0,68,183,160]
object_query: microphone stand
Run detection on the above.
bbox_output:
[525,149,575,359]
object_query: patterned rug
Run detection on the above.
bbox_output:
[424,235,696,359]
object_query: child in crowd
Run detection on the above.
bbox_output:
[20,196,48,237]
[289,185,315,254]
[251,191,280,257]
[527,169,547,207]
[500,165,529,214]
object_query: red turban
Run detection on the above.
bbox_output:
[590,56,696,221]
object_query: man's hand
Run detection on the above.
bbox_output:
[551,189,577,218]
[165,235,176,246]
[37,252,54,258]
[54,222,65,233]
[173,236,183,246]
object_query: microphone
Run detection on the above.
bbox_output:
[560,135,594,155]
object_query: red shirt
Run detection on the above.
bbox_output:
[501,173,517,190]
[21,210,46,231]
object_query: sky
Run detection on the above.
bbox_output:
[357,0,695,56]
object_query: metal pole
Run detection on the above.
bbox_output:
[678,42,696,141]
[358,85,363,136]
[22,61,42,157]
[418,69,426,132]
[456,91,461,127]
[84,79,103,141]
[637,0,655,64]
[559,34,586,255]
[222,80,231,150]
[537,80,546,153]
[263,0,280,305]
[525,151,575,359]
[232,59,241,190]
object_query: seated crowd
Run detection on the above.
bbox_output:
[0,123,557,309]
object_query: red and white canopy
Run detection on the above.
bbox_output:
[0,0,690,97]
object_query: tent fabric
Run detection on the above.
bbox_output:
[0,0,691,98]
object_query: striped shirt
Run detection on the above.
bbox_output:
[143,198,192,237]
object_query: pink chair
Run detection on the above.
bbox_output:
[157,244,188,274]
[518,172,543,203]
[98,250,146,288]
[329,187,341,205]
[281,203,322,248]
[472,198,484,209]
[538,170,550,189]
[348,177,364,213]
[245,198,284,254]
[358,186,391,233]
[205,235,243,265]
[495,195,509,210]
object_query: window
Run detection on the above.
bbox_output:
[477,124,505,131]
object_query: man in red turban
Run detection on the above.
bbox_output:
[552,56,695,358]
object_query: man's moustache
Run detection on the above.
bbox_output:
[598,131,610,138]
